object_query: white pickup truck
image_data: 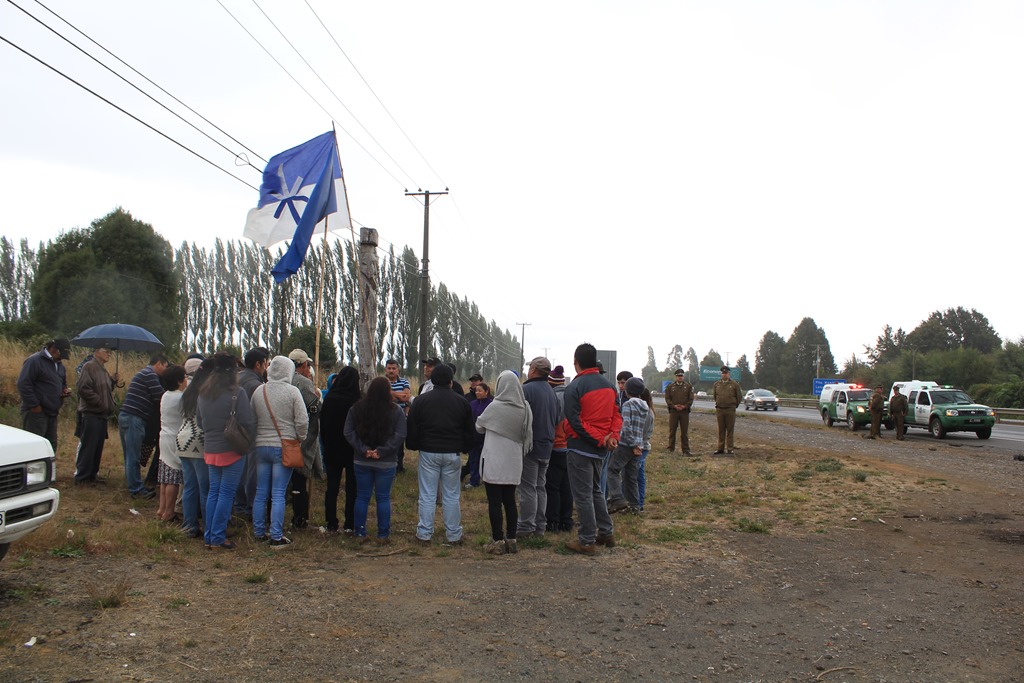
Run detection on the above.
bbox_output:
[0,424,60,562]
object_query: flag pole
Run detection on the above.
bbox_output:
[313,215,328,380]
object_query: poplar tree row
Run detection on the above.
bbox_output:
[0,209,522,378]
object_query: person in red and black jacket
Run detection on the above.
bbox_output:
[562,343,622,555]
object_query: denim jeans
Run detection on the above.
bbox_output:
[637,448,649,508]
[416,451,462,542]
[463,446,482,486]
[567,450,613,545]
[252,446,291,541]
[118,412,147,494]
[606,444,641,508]
[354,464,396,539]
[233,447,259,519]
[205,457,245,546]
[517,452,549,535]
[180,457,209,534]
[598,450,613,497]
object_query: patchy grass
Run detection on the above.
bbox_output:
[1,396,926,566]
[652,525,710,544]
[87,575,131,609]
[734,517,773,534]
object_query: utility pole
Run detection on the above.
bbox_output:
[516,322,531,373]
[406,189,448,382]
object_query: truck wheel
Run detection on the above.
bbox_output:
[976,428,992,440]
[847,413,858,431]
[883,420,893,430]
[773,405,779,411]
[745,403,750,410]
[929,416,947,439]
[0,543,8,563]
[822,410,833,427]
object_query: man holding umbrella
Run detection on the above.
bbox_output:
[17,338,72,454]
[71,323,167,498]
[74,346,118,484]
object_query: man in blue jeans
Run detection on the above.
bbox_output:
[563,343,622,554]
[118,354,169,498]
[405,364,475,545]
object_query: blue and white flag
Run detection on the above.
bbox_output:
[242,131,349,282]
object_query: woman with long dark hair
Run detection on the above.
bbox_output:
[196,352,254,550]
[320,366,361,534]
[343,376,407,543]
[476,370,533,555]
[177,359,212,538]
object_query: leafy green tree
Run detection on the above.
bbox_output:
[664,345,683,373]
[781,318,836,393]
[905,307,1001,355]
[31,208,180,347]
[641,346,659,387]
[940,307,1001,353]
[684,347,699,385]
[735,354,752,389]
[754,331,786,389]
[867,324,906,364]
[998,337,1024,382]
[284,325,337,369]
[905,314,952,354]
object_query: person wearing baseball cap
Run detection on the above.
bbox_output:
[418,357,442,395]
[518,356,557,538]
[17,338,73,453]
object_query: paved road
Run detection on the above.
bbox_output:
[661,397,1024,450]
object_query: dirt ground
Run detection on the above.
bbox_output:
[2,411,1022,683]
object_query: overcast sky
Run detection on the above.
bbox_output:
[2,1,1021,379]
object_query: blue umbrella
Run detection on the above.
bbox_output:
[71,323,164,352]
[71,323,165,375]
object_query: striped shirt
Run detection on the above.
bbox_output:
[390,376,411,410]
[120,366,165,421]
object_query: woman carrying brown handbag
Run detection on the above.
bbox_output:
[251,356,309,548]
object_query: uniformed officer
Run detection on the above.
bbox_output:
[889,385,908,440]
[865,384,885,439]
[664,369,695,455]
[712,366,742,455]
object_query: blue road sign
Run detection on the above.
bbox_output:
[813,378,843,396]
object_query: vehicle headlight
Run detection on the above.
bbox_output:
[27,459,51,486]
[945,409,958,417]
[985,409,995,416]
[855,406,865,413]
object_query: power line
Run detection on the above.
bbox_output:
[250,0,419,188]
[0,33,258,191]
[28,0,267,166]
[213,0,408,190]
[302,0,447,189]
[8,0,263,173]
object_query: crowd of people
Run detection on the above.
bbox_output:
[17,339,669,555]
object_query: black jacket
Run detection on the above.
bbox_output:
[406,386,474,454]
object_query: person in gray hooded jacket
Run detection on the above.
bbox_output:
[251,356,308,547]
[477,370,534,555]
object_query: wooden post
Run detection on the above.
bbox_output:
[357,227,379,390]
